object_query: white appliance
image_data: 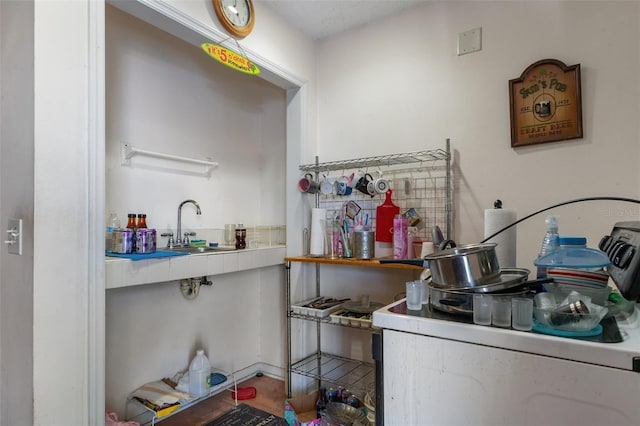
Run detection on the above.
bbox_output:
[372,221,640,426]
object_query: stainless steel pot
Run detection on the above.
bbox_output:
[428,270,550,316]
[425,242,500,288]
[429,284,530,316]
[380,241,501,289]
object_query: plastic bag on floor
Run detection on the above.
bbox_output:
[105,411,140,426]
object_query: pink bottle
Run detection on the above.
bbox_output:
[393,214,408,259]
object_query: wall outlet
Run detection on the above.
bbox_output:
[457,27,482,56]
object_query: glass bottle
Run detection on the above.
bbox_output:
[126,213,137,252]
[347,394,361,408]
[326,387,338,403]
[315,387,328,419]
[235,224,247,249]
[137,214,147,229]
[126,213,137,229]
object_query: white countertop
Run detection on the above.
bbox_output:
[373,298,640,371]
[105,245,286,289]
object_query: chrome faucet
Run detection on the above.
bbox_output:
[177,199,201,246]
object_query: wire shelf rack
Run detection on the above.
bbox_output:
[291,352,374,396]
[299,149,450,173]
[300,139,453,242]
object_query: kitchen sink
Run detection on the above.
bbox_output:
[162,246,237,253]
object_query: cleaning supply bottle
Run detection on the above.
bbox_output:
[536,215,560,278]
[189,349,212,397]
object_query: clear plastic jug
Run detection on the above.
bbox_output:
[189,349,211,397]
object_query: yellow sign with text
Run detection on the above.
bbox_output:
[201,43,260,76]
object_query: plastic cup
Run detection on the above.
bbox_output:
[512,297,534,331]
[224,224,236,245]
[420,242,435,257]
[421,280,429,305]
[473,294,493,325]
[321,220,339,259]
[534,292,556,310]
[405,280,423,310]
[492,296,512,328]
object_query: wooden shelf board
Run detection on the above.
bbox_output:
[285,256,423,270]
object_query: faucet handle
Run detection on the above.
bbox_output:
[183,231,196,245]
[161,232,174,247]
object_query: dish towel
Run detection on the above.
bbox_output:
[105,250,190,261]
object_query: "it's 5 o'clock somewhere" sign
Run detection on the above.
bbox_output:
[509,59,582,147]
[202,42,260,76]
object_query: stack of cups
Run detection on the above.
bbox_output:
[472,294,533,331]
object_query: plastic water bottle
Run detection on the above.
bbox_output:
[536,215,560,278]
[105,212,120,252]
[189,349,212,397]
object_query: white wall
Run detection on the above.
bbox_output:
[0,1,34,425]
[0,0,315,424]
[104,5,288,417]
[106,5,286,232]
[14,1,639,423]
[32,0,102,424]
[315,1,640,272]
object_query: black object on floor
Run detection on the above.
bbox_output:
[203,403,288,426]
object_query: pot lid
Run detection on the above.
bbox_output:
[533,248,610,269]
[424,243,497,260]
[429,268,531,293]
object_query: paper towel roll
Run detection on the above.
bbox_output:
[310,208,327,256]
[484,208,517,268]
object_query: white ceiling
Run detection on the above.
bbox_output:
[260,0,427,40]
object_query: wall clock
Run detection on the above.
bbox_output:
[213,0,255,38]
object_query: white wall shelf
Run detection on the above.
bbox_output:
[121,143,218,177]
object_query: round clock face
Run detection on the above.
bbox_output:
[222,0,250,26]
[214,0,254,37]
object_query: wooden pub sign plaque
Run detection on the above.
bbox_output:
[509,59,583,147]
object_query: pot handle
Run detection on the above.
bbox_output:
[438,298,464,307]
[524,277,554,292]
[438,239,457,251]
[379,259,428,267]
[431,225,445,248]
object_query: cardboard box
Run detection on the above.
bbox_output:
[287,390,318,422]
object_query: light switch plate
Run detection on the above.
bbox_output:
[6,219,22,256]
[457,27,482,56]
